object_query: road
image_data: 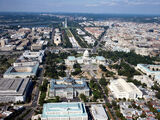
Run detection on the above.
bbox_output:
[92,29,107,54]
[15,66,44,120]
[89,69,116,120]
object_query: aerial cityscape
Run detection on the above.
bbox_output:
[0,0,160,120]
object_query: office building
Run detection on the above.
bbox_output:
[3,63,39,78]
[109,79,143,100]
[41,102,88,120]
[0,78,31,103]
[90,104,108,120]
[23,50,45,63]
[49,77,89,99]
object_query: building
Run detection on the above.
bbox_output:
[13,55,39,67]
[54,28,61,46]
[23,50,45,63]
[65,18,68,28]
[3,63,39,78]
[41,102,88,120]
[84,27,104,39]
[109,79,143,100]
[16,39,29,51]
[0,45,16,51]
[137,64,160,77]
[90,104,108,120]
[49,77,90,99]
[0,78,31,103]
[133,75,154,88]
[83,36,95,45]
[65,50,106,66]
[0,39,9,47]
[31,40,48,51]
[137,64,160,85]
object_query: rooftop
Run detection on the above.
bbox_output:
[42,102,88,118]
[0,78,30,96]
[91,104,108,120]
[3,63,39,78]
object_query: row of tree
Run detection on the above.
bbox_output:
[98,50,158,66]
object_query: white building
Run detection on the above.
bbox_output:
[54,28,61,46]
[65,50,106,66]
[133,75,154,88]
[137,64,160,77]
[41,102,88,120]
[23,50,45,63]
[77,28,85,35]
[83,36,95,45]
[109,79,143,100]
[13,55,39,67]
[90,104,108,120]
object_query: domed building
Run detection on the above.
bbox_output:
[65,50,106,66]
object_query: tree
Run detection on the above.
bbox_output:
[99,65,107,72]
[140,113,146,118]
[73,63,81,69]
[89,80,95,88]
[80,94,87,102]
[156,113,160,120]
[71,68,82,76]
[99,77,108,86]
[156,92,160,99]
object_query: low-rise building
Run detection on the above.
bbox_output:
[0,45,16,51]
[0,78,31,103]
[90,104,108,120]
[109,79,143,100]
[3,63,39,78]
[41,102,88,120]
[31,40,48,51]
[23,50,45,63]
[13,55,39,67]
[133,75,154,88]
[137,64,160,84]
[137,64,160,77]
[49,77,90,99]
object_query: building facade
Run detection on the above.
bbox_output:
[0,78,31,103]
[109,79,143,100]
[49,77,90,99]
[23,50,45,63]
[3,63,39,78]
[65,50,106,66]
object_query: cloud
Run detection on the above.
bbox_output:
[122,0,160,5]
[86,0,160,7]
[85,1,118,7]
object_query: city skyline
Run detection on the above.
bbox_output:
[0,0,160,15]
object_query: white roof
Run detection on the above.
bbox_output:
[91,104,108,120]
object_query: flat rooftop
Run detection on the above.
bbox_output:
[4,63,39,76]
[42,102,88,118]
[0,78,30,96]
[91,104,108,120]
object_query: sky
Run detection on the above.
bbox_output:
[0,0,160,15]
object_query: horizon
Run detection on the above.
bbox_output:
[0,11,160,16]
